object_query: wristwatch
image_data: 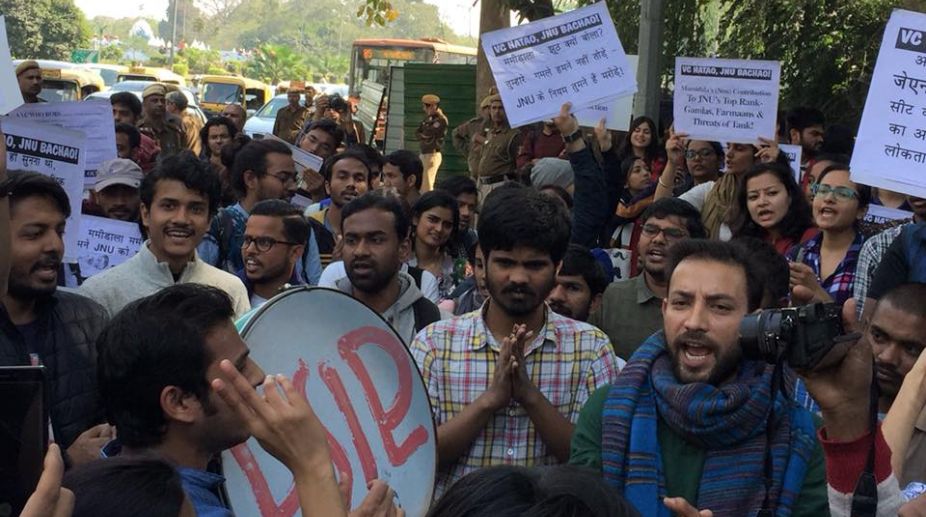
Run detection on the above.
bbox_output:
[562,130,582,143]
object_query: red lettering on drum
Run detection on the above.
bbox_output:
[320,362,379,483]
[338,326,429,466]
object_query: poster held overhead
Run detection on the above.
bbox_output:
[851,9,926,199]
[574,55,640,131]
[673,57,780,144]
[481,2,636,128]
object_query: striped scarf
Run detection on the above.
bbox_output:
[601,332,817,517]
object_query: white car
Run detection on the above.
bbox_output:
[243,93,312,138]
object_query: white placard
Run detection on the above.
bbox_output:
[780,144,803,182]
[574,55,639,130]
[260,132,324,181]
[481,2,636,128]
[3,118,85,262]
[865,203,914,226]
[673,57,780,144]
[0,16,23,114]
[10,101,118,188]
[75,215,143,279]
[851,9,926,198]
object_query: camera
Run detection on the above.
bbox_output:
[740,303,850,371]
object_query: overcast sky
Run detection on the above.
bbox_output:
[74,0,482,38]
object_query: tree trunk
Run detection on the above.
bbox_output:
[476,0,510,113]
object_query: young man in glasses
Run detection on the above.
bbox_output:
[588,198,706,360]
[238,200,309,308]
[199,139,322,285]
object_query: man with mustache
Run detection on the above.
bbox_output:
[571,240,828,516]
[307,150,372,267]
[0,171,112,467]
[237,200,309,308]
[338,192,440,343]
[90,159,144,222]
[138,84,186,160]
[80,152,250,318]
[410,187,623,496]
[589,198,705,360]
[547,243,607,323]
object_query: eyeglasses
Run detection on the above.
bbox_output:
[685,149,715,159]
[267,172,297,186]
[641,224,689,240]
[811,183,858,201]
[242,236,300,252]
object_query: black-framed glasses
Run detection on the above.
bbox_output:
[241,236,300,252]
[685,149,715,159]
[641,224,688,240]
[811,183,858,202]
[267,172,297,186]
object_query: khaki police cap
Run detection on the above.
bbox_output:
[16,60,40,76]
[142,83,168,99]
[422,94,440,105]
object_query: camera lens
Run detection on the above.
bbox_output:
[740,310,783,362]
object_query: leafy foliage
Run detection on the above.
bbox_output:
[244,43,310,83]
[1,0,91,59]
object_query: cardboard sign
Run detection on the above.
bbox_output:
[481,2,636,127]
[10,101,118,187]
[3,118,85,262]
[574,55,639,131]
[852,9,926,198]
[673,57,780,144]
[226,287,436,516]
[0,17,23,114]
[75,215,143,278]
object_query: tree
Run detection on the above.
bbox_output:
[245,43,309,83]
[1,0,90,59]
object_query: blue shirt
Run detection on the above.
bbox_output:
[178,467,234,517]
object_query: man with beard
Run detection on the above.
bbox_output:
[237,200,308,308]
[410,187,622,496]
[138,84,186,160]
[787,106,825,177]
[80,152,249,318]
[307,150,372,267]
[589,198,705,360]
[0,171,111,466]
[16,61,44,103]
[338,192,440,343]
[547,244,607,323]
[571,239,828,516]
[91,159,144,222]
[199,139,321,285]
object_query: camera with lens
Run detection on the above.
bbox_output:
[740,303,852,371]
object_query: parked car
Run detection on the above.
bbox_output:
[243,93,310,138]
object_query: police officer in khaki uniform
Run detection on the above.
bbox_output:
[16,60,45,103]
[138,83,186,160]
[273,88,308,144]
[165,90,203,156]
[416,93,448,192]
[453,95,493,179]
[476,94,522,204]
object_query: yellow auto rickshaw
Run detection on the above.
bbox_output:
[117,66,186,87]
[39,67,105,101]
[199,75,273,117]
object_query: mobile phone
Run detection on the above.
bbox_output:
[0,366,48,517]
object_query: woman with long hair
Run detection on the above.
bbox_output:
[409,190,461,300]
[617,116,666,178]
[786,164,870,306]
[606,156,656,250]
[729,162,815,254]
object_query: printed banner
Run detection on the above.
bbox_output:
[673,57,780,144]
[3,118,85,262]
[10,101,118,188]
[74,215,143,279]
[481,2,636,127]
[0,17,23,114]
[865,203,914,226]
[851,9,926,198]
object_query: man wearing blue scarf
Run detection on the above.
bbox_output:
[570,240,828,516]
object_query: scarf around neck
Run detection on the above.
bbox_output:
[600,332,817,517]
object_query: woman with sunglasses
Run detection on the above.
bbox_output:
[728,162,815,254]
[786,164,871,306]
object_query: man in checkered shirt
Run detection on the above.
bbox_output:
[410,186,624,496]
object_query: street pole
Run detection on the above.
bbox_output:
[169,0,179,66]
[632,0,664,122]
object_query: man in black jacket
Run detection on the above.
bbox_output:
[0,171,110,466]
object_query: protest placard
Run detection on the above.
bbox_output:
[574,55,639,131]
[226,288,436,517]
[673,57,780,144]
[851,9,926,198]
[74,215,143,279]
[3,118,85,262]
[262,133,324,172]
[10,101,118,188]
[780,144,803,181]
[481,2,636,128]
[865,203,914,226]
[0,17,23,114]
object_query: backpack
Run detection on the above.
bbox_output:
[412,297,441,333]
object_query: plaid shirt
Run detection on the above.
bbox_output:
[786,231,866,306]
[853,223,911,315]
[410,304,623,495]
